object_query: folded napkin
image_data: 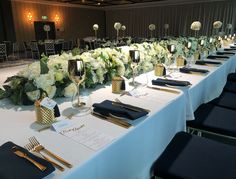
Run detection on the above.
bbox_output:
[92,100,148,120]
[216,51,235,55]
[152,78,191,87]
[195,60,221,65]
[179,67,209,74]
[0,142,55,179]
[207,55,229,59]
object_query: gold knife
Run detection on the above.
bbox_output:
[12,147,47,171]
[147,86,180,94]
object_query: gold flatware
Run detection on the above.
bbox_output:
[25,143,65,172]
[91,111,131,129]
[147,86,180,94]
[28,137,73,168]
[12,146,46,171]
[113,98,150,113]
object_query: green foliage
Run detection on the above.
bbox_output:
[40,54,49,74]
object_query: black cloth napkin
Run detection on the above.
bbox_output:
[195,60,221,65]
[179,67,209,74]
[207,55,229,59]
[0,141,55,179]
[216,51,235,55]
[92,100,148,120]
[152,78,191,87]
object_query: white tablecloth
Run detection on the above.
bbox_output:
[0,53,235,179]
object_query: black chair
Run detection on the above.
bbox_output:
[151,132,236,179]
[224,81,236,93]
[227,73,236,82]
[30,42,40,59]
[210,91,236,110]
[187,103,236,139]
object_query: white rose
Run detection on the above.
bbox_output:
[121,25,126,31]
[26,90,40,101]
[42,85,57,99]
[64,83,77,98]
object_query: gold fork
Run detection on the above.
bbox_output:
[28,136,73,168]
[25,143,65,171]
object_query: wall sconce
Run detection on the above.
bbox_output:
[54,14,60,24]
[27,12,33,23]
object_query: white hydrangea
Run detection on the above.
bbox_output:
[35,71,55,89]
[18,62,40,80]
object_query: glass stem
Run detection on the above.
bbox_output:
[77,84,80,105]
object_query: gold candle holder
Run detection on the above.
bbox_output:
[154,64,165,76]
[193,51,200,61]
[35,100,56,125]
[176,56,185,67]
[112,76,124,94]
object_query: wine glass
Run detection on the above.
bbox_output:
[68,59,90,114]
[129,50,140,86]
[166,44,175,76]
[185,41,192,68]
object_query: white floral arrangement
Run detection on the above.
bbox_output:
[0,37,219,105]
[213,21,222,29]
[93,24,99,31]
[190,21,201,31]
[43,25,51,32]
[114,22,122,30]
[226,24,232,29]
[149,24,156,31]
[164,24,169,30]
[121,25,126,31]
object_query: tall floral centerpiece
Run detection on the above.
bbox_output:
[93,24,99,39]
[121,25,126,38]
[190,21,201,37]
[164,24,169,37]
[114,22,122,41]
[213,21,222,36]
[43,25,51,40]
[148,24,156,38]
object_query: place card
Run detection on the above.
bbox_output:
[59,124,114,151]
[40,97,57,110]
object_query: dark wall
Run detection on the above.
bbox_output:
[0,0,16,41]
[11,1,106,41]
[105,1,235,38]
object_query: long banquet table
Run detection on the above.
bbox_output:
[0,52,236,179]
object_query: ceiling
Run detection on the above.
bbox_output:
[45,0,165,7]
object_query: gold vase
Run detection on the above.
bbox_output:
[193,52,200,61]
[112,76,124,94]
[154,64,165,76]
[176,56,185,67]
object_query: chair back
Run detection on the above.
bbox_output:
[30,42,39,52]
[0,44,7,55]
[45,42,55,56]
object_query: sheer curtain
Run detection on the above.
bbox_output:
[105,1,235,38]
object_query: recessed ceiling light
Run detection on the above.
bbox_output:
[97,2,101,5]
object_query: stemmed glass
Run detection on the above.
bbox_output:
[129,50,140,86]
[166,44,175,76]
[185,41,192,68]
[68,59,89,112]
